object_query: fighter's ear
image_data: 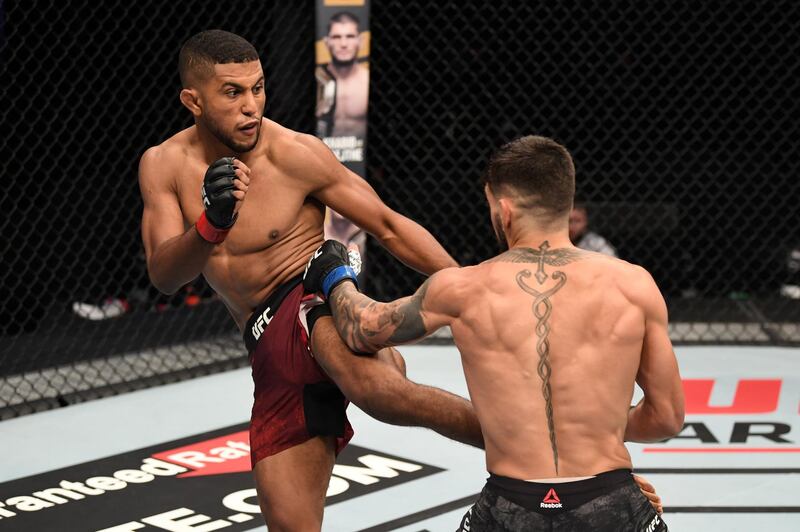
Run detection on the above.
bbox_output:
[483,183,493,204]
[180,88,202,117]
[499,197,515,230]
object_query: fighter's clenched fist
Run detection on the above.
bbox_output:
[303,240,359,299]
[196,157,251,243]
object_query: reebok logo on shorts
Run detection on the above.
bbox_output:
[540,488,563,509]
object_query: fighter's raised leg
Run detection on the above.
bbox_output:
[310,316,483,448]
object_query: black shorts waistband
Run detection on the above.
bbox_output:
[243,275,303,353]
[487,469,633,513]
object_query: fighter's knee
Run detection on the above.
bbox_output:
[390,348,407,377]
[373,347,406,377]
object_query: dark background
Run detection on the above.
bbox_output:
[367,1,800,300]
[1,1,798,416]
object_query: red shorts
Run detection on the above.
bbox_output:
[243,276,354,467]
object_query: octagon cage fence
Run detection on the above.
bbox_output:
[1,1,798,418]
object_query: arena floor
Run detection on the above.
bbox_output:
[1,345,798,531]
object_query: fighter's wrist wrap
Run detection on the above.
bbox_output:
[322,265,358,299]
[196,211,231,244]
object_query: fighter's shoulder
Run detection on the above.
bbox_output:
[608,259,656,287]
[271,128,325,161]
[416,267,475,311]
[139,128,194,184]
[428,266,475,287]
[587,254,654,287]
[613,262,665,314]
[266,121,336,176]
[426,265,486,301]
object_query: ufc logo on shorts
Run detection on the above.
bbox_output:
[251,307,273,342]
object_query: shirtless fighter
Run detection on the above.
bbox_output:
[139,30,482,530]
[304,136,685,530]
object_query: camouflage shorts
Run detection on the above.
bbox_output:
[456,477,668,532]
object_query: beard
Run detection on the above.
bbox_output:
[203,115,260,154]
[492,212,509,252]
[330,52,357,69]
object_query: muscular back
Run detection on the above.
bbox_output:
[326,237,678,478]
[452,244,650,479]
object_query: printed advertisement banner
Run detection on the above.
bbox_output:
[316,0,371,261]
[0,423,443,532]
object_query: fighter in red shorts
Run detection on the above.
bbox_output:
[139,30,482,530]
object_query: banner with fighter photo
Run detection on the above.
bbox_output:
[315,0,370,271]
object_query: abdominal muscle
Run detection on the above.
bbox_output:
[200,212,324,331]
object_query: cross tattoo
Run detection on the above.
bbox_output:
[535,241,551,284]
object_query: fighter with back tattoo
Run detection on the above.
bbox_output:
[304,135,684,531]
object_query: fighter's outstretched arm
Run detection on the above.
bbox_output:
[330,281,431,353]
[327,268,462,353]
[288,133,458,275]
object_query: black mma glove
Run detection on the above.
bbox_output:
[196,157,239,243]
[303,240,359,299]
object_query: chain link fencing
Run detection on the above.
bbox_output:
[367,0,800,343]
[2,1,799,418]
[0,0,316,418]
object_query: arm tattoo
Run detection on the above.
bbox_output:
[329,280,432,353]
[508,241,586,474]
[387,280,430,344]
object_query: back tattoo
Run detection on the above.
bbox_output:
[490,241,588,473]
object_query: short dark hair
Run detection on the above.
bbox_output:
[327,12,360,34]
[179,30,259,87]
[484,135,575,219]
